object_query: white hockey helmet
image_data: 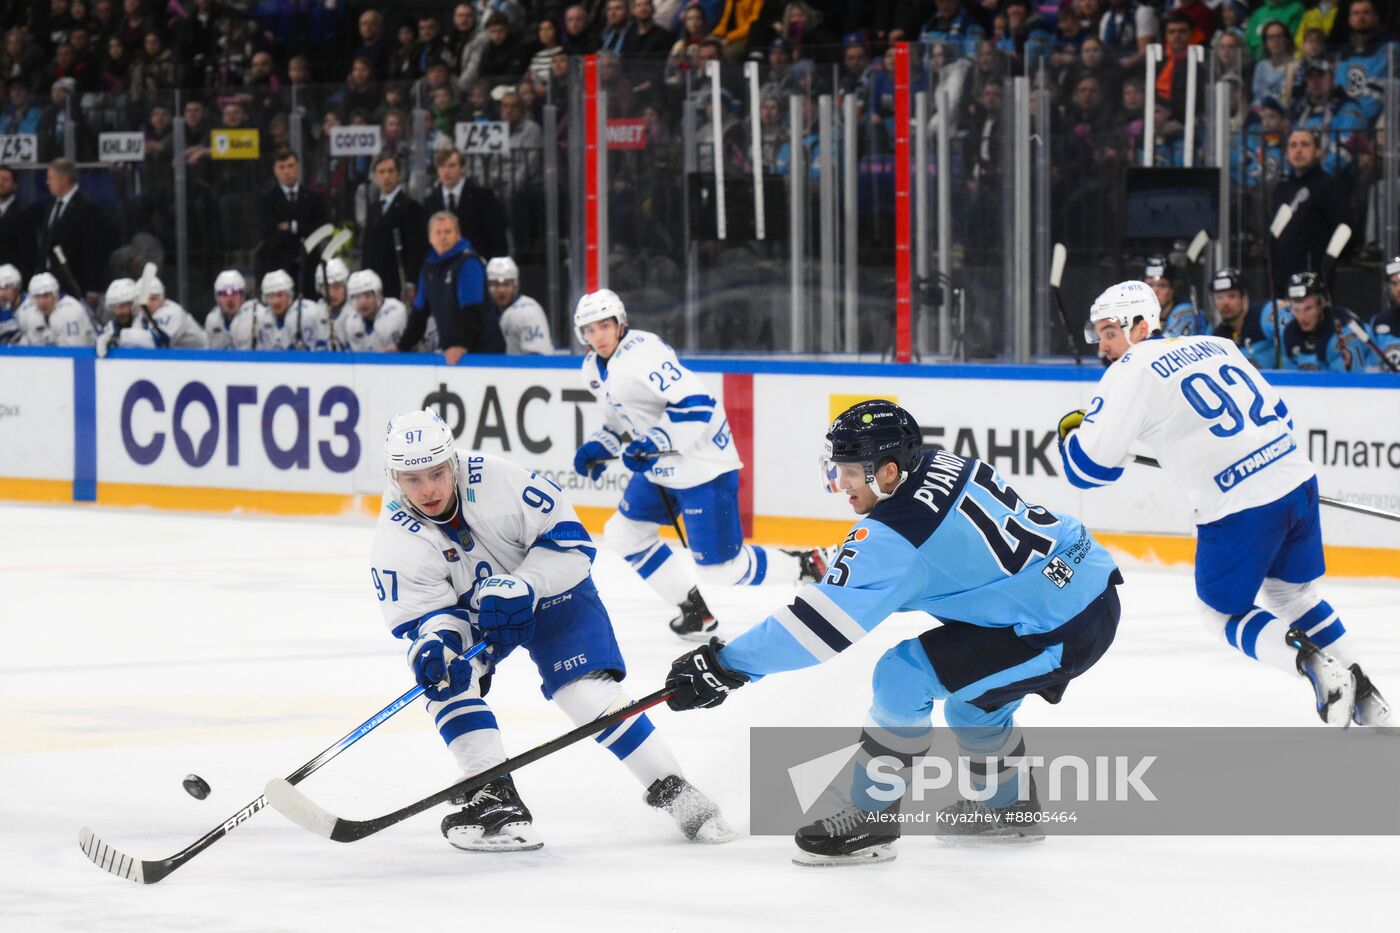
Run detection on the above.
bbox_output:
[316,258,350,295]
[105,277,139,307]
[1085,280,1161,344]
[486,256,519,283]
[347,269,383,299]
[29,272,60,296]
[261,269,294,301]
[147,275,165,297]
[384,409,459,518]
[573,288,627,345]
[0,263,21,290]
[214,269,246,295]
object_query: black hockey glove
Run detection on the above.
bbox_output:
[665,638,749,711]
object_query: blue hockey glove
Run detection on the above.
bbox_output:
[409,627,475,701]
[473,575,537,651]
[573,428,622,481]
[665,638,749,711]
[622,429,671,473]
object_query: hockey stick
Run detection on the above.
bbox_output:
[265,686,675,843]
[318,230,352,351]
[77,641,486,884]
[135,262,172,348]
[1130,455,1400,522]
[1346,319,1400,372]
[1185,229,1210,325]
[50,246,103,337]
[1321,223,1351,288]
[1267,204,1294,368]
[1049,243,1081,365]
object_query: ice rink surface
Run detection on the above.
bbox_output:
[2,502,1397,932]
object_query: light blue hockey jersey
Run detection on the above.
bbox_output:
[719,449,1120,680]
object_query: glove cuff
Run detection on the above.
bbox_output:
[704,637,749,685]
[590,428,623,455]
[645,426,673,452]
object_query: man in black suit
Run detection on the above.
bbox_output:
[256,149,329,286]
[423,147,510,261]
[36,158,105,303]
[0,165,35,282]
[361,153,427,302]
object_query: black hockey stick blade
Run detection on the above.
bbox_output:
[1132,455,1400,522]
[266,687,675,843]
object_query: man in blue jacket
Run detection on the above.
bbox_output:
[398,211,503,361]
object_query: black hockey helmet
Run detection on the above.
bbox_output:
[1287,271,1323,301]
[1385,256,1400,280]
[1212,267,1245,293]
[1143,256,1174,282]
[824,400,922,474]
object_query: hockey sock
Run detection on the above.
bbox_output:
[697,545,794,587]
[429,696,508,774]
[849,721,932,813]
[1258,579,1356,668]
[553,672,683,788]
[622,540,696,605]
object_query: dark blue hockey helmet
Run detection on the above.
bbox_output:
[821,400,922,491]
[1212,267,1245,294]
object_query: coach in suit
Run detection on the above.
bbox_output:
[36,159,105,301]
[422,147,509,261]
[256,149,329,286]
[0,165,35,282]
[361,153,426,301]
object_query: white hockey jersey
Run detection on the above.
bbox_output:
[369,451,596,640]
[499,294,552,354]
[1063,334,1315,524]
[340,298,439,352]
[204,301,258,349]
[321,301,350,350]
[150,300,209,348]
[17,296,96,346]
[96,316,158,355]
[252,300,331,351]
[580,328,739,490]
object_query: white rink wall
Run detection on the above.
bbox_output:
[1,347,1396,573]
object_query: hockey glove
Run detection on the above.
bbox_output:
[665,638,749,711]
[409,626,476,701]
[473,574,537,651]
[1057,408,1086,444]
[573,429,622,481]
[622,428,671,473]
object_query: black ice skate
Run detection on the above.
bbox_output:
[1286,627,1356,726]
[936,777,1047,847]
[441,776,543,852]
[668,587,718,642]
[645,774,735,843]
[792,805,901,867]
[785,547,831,584]
[1350,664,1395,730]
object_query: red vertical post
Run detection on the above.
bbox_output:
[583,54,600,292]
[723,373,754,538]
[892,42,912,363]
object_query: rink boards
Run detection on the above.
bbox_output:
[1,347,1396,576]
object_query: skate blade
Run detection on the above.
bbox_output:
[791,844,896,867]
[691,816,738,844]
[446,822,544,853]
[935,829,1046,848]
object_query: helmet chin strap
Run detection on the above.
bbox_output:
[862,464,909,502]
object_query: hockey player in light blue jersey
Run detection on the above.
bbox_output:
[665,400,1124,865]
[1144,255,1207,338]
[572,289,829,641]
[1058,280,1393,727]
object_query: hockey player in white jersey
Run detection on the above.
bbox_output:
[372,409,733,850]
[253,269,330,350]
[0,263,22,343]
[341,269,439,352]
[572,289,828,641]
[96,278,158,355]
[1058,280,1392,726]
[486,256,553,354]
[316,258,351,349]
[204,269,258,349]
[143,276,209,348]
[17,272,96,346]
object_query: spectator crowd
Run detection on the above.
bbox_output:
[0,1,1397,370]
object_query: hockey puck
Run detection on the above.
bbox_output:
[183,774,212,800]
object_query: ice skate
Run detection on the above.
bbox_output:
[441,776,543,852]
[785,547,831,584]
[1287,627,1356,726]
[792,805,900,866]
[645,774,736,843]
[1350,664,1395,730]
[936,777,1047,847]
[668,587,718,642]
